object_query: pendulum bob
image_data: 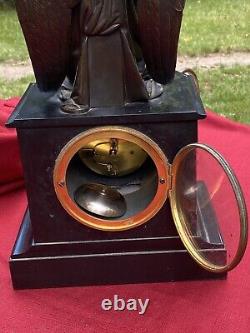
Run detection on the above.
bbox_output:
[74,183,127,218]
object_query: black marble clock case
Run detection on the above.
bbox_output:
[6,73,226,289]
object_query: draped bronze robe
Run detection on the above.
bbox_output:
[16,0,185,110]
[71,0,148,108]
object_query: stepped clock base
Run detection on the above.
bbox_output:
[10,208,226,290]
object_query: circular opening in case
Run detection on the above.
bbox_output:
[53,127,169,231]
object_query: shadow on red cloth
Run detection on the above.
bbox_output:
[0,98,250,333]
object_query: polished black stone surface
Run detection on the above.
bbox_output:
[6,72,206,129]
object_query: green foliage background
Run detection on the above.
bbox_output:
[0,0,14,7]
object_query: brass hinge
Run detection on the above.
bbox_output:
[167,164,173,191]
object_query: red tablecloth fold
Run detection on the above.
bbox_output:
[0,99,250,333]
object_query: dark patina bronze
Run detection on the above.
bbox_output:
[16,0,185,111]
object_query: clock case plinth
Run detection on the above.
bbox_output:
[7,73,226,289]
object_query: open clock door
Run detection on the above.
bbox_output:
[169,143,248,273]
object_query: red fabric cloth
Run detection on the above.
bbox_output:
[0,99,250,333]
[0,99,24,195]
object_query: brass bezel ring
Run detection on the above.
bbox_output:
[169,143,248,273]
[53,126,170,231]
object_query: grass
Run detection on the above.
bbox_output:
[0,75,33,98]
[197,66,250,124]
[0,6,28,62]
[179,0,250,56]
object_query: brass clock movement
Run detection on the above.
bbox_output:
[6,0,248,289]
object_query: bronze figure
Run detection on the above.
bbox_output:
[16,0,185,111]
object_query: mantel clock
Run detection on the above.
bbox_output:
[6,0,248,289]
